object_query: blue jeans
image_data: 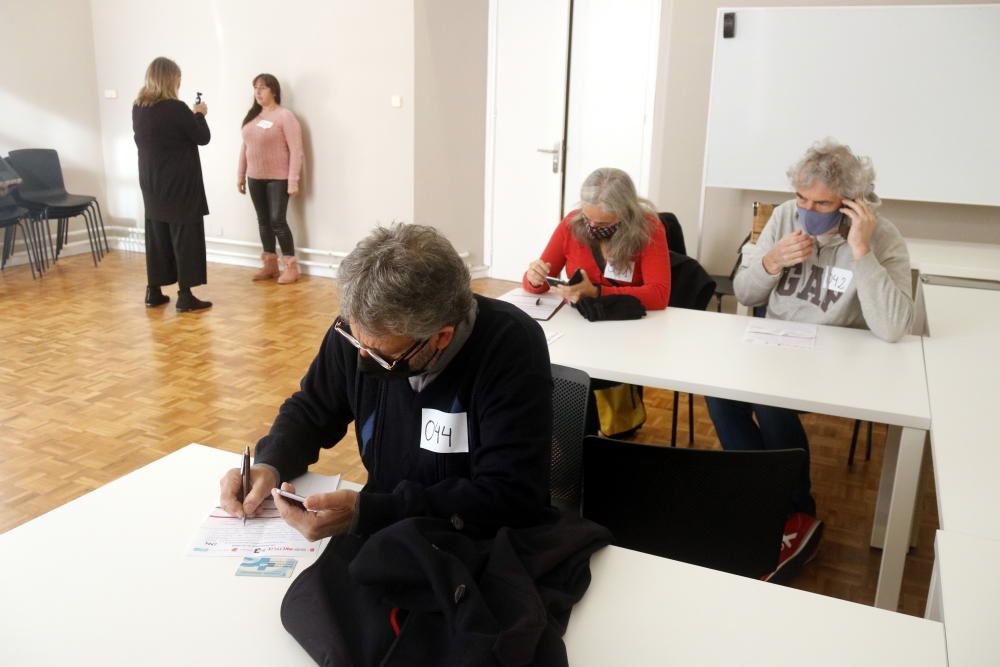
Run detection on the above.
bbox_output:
[704,396,816,516]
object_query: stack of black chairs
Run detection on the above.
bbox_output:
[0,157,48,279]
[5,148,109,269]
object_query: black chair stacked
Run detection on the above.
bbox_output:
[658,212,717,447]
[550,364,591,513]
[0,158,46,279]
[7,149,109,267]
[582,435,806,579]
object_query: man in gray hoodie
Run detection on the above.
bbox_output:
[707,138,913,582]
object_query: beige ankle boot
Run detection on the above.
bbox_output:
[277,256,300,284]
[253,252,280,281]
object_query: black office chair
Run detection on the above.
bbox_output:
[7,149,109,267]
[667,251,716,447]
[0,191,46,279]
[550,364,591,513]
[657,211,686,256]
[581,435,806,579]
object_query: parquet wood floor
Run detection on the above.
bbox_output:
[0,251,936,615]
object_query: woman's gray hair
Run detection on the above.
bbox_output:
[337,223,473,338]
[787,138,880,207]
[570,168,656,268]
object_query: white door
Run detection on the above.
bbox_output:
[563,0,661,206]
[484,0,571,282]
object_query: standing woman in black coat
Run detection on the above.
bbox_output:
[133,57,212,311]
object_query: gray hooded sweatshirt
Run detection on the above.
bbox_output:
[734,200,913,342]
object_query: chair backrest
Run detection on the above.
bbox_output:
[581,435,806,578]
[750,201,775,244]
[6,149,66,197]
[657,212,686,256]
[668,251,716,311]
[550,364,591,513]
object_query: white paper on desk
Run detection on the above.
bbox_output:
[545,331,563,345]
[186,474,340,557]
[498,288,564,320]
[744,320,817,350]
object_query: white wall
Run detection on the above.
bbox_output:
[89,0,416,271]
[1,0,107,260]
[413,0,489,269]
[648,0,1000,278]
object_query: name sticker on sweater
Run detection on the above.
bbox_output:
[256,119,274,129]
[827,267,853,293]
[420,409,469,454]
[604,261,635,283]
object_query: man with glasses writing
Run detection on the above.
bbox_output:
[219,223,553,540]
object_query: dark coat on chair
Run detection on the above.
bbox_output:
[668,251,716,311]
[132,99,210,224]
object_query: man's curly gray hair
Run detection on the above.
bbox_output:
[337,223,473,338]
[787,138,879,207]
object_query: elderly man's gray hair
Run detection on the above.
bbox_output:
[338,223,473,338]
[787,138,879,207]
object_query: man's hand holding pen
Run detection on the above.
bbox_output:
[219,457,277,521]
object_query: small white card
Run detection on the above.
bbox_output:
[604,261,635,283]
[420,408,470,454]
[256,119,274,129]
[827,267,853,293]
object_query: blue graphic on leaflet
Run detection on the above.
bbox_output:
[235,556,298,578]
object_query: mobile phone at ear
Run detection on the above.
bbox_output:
[275,489,315,512]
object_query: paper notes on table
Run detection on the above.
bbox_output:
[186,474,340,557]
[499,288,565,321]
[744,320,818,350]
[235,556,297,578]
[545,331,563,345]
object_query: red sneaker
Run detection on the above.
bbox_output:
[763,513,823,583]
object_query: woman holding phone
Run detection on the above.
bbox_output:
[522,167,671,310]
[132,56,212,311]
[237,73,304,284]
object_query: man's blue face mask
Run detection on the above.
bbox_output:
[796,206,842,236]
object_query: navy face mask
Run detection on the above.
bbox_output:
[797,206,842,236]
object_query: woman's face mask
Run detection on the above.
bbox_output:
[585,221,621,240]
[581,203,621,241]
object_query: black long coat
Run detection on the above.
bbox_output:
[132,99,210,224]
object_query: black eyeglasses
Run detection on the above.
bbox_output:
[333,316,429,371]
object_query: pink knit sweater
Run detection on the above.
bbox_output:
[237,106,303,185]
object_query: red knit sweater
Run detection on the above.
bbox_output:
[522,211,671,310]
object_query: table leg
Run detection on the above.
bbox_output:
[873,426,926,610]
[924,537,942,621]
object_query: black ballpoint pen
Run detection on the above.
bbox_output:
[239,445,250,526]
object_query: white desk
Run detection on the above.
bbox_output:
[922,284,1000,539]
[927,531,1000,667]
[907,238,1000,282]
[567,546,946,667]
[0,444,360,667]
[541,306,931,610]
[0,445,946,666]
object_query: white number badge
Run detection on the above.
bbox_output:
[827,267,853,294]
[419,408,470,454]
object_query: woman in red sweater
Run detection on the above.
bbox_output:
[523,168,671,310]
[238,73,304,284]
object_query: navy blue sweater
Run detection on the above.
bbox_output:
[255,295,553,536]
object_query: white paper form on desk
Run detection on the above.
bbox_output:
[498,288,565,321]
[744,320,818,350]
[186,474,340,557]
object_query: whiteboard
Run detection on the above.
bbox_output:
[703,5,1000,207]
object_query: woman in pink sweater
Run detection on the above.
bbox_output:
[238,73,304,284]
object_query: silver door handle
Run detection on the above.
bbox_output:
[537,142,562,173]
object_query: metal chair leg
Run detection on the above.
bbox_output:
[20,220,40,279]
[81,210,99,267]
[94,200,110,253]
[688,393,695,447]
[86,208,104,262]
[866,421,874,461]
[671,391,680,447]
[849,419,861,467]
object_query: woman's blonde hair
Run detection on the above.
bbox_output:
[135,57,181,107]
[570,168,655,268]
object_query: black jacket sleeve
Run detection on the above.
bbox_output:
[354,316,553,536]
[175,101,210,146]
[253,327,355,481]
